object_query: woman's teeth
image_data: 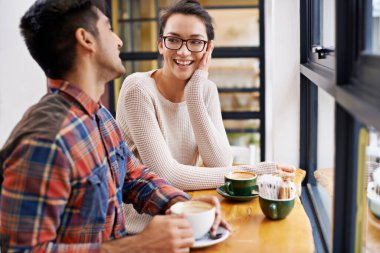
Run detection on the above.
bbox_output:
[174,59,192,66]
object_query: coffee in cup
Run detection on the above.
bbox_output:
[170,201,215,239]
[224,171,257,196]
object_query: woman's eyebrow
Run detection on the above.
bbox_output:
[165,32,206,39]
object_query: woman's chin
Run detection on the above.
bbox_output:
[175,72,194,82]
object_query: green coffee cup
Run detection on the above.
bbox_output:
[259,196,295,220]
[224,171,257,196]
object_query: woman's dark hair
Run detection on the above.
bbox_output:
[159,0,214,40]
[20,0,105,79]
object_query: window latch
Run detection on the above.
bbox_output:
[312,46,328,59]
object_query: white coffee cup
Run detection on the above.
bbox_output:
[170,201,215,239]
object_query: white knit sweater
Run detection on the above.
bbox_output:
[116,69,277,233]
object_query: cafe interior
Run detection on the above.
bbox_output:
[1,0,380,252]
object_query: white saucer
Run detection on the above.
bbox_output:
[192,226,230,249]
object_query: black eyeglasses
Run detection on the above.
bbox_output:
[161,36,208,53]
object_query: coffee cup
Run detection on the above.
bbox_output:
[170,201,215,239]
[224,171,257,196]
[259,195,295,220]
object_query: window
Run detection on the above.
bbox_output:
[301,0,380,252]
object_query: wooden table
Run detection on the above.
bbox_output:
[187,169,314,253]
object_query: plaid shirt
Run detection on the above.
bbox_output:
[0,79,189,252]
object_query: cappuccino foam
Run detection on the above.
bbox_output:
[227,172,256,180]
[175,201,213,214]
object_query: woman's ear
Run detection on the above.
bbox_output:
[157,39,163,55]
[75,28,96,52]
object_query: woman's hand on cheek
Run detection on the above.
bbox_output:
[198,40,214,72]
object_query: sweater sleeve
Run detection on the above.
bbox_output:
[116,74,277,191]
[184,70,233,167]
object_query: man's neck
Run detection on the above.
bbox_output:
[64,64,105,103]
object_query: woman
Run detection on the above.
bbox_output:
[116,0,294,233]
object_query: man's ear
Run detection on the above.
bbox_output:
[75,28,96,52]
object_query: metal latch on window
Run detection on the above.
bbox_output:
[312,46,329,59]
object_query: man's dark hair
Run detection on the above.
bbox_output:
[20,0,106,79]
[159,0,214,40]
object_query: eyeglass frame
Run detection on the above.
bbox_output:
[160,36,208,53]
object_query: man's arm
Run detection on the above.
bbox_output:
[121,153,191,215]
[0,138,100,253]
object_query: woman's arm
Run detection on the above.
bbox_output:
[184,69,233,167]
[185,41,232,166]
[116,76,234,190]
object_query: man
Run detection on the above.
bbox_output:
[0,0,227,252]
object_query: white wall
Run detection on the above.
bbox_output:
[265,0,300,166]
[0,1,45,146]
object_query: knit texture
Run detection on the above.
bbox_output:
[116,69,277,233]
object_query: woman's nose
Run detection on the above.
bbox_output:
[177,42,191,56]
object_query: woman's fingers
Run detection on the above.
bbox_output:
[198,40,214,71]
[278,164,296,173]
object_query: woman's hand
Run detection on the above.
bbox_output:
[238,162,296,178]
[198,40,214,72]
[274,164,296,180]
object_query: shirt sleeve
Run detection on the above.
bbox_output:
[0,138,100,253]
[121,152,190,215]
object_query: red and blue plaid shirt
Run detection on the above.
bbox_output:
[0,79,189,252]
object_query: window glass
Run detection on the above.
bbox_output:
[208,9,260,47]
[119,21,158,52]
[312,0,321,45]
[219,92,260,112]
[372,0,380,53]
[314,88,335,235]
[119,0,157,19]
[209,58,260,89]
[223,119,260,131]
[223,119,261,164]
[312,0,335,49]
[322,0,335,48]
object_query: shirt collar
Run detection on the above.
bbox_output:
[48,79,100,117]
